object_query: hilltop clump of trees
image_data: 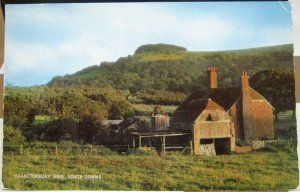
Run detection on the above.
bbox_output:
[134,43,187,54]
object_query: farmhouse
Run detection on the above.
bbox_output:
[172,67,274,155]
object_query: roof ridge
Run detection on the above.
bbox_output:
[206,98,223,110]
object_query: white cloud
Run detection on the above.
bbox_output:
[175,16,236,50]
[4,3,293,86]
[5,40,56,73]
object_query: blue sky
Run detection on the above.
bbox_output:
[5,2,292,86]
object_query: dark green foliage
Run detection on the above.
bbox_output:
[108,101,134,119]
[285,126,297,139]
[4,89,33,127]
[236,140,251,147]
[48,44,293,98]
[78,116,102,143]
[4,86,134,144]
[249,69,295,118]
[3,125,25,145]
[43,118,78,142]
[135,90,186,105]
[134,43,187,54]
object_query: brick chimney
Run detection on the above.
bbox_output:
[241,70,253,141]
[207,66,217,89]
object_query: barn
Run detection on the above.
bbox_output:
[173,67,274,155]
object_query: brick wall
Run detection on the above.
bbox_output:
[207,67,218,89]
[252,100,274,139]
[230,103,244,140]
[241,73,254,141]
[235,145,253,153]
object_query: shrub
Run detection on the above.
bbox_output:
[236,140,251,147]
[3,125,25,145]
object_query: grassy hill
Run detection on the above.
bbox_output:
[47,44,293,96]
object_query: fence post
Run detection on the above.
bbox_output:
[55,144,58,155]
[20,144,23,155]
[132,137,135,148]
[190,140,193,155]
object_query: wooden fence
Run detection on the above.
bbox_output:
[252,139,297,150]
[3,144,130,155]
[3,143,191,155]
[3,139,296,156]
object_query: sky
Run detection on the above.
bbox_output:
[4,2,293,86]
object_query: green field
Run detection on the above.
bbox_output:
[3,150,298,190]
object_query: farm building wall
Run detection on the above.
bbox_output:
[192,110,235,155]
[252,100,274,139]
[151,114,170,130]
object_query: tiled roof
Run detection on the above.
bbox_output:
[174,86,270,123]
[175,98,223,123]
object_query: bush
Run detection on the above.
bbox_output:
[236,140,251,147]
[3,125,25,145]
[285,126,297,139]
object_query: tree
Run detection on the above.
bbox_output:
[43,118,78,141]
[249,69,295,120]
[77,116,103,143]
[4,125,25,145]
[4,92,32,127]
[109,101,134,119]
[153,105,164,115]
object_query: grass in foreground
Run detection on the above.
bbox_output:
[3,150,298,190]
